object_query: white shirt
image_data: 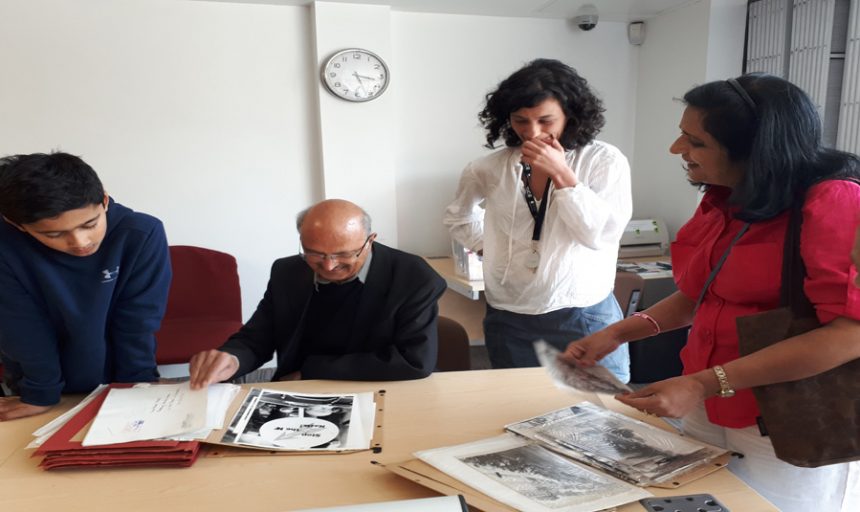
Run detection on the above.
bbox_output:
[443,141,632,314]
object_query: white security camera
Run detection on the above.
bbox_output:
[574,4,599,31]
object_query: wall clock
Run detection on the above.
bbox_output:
[321,48,390,102]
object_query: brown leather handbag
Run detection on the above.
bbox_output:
[735,204,860,467]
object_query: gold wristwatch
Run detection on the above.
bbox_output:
[712,365,735,398]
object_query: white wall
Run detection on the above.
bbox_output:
[630,0,746,238]
[391,13,639,256]
[0,0,318,320]
[313,2,399,247]
[706,0,748,81]
[0,0,744,322]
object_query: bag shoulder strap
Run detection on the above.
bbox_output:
[781,202,815,316]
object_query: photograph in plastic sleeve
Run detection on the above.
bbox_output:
[534,340,633,395]
[221,389,361,450]
[416,435,651,512]
[505,402,727,486]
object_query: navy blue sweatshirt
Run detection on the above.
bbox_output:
[0,199,171,406]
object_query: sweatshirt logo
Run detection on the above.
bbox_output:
[101,266,120,283]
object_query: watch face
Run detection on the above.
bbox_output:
[321,49,389,102]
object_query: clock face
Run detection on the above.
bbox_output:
[321,49,389,102]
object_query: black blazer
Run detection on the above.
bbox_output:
[221,243,446,381]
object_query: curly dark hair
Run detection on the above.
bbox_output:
[478,59,605,151]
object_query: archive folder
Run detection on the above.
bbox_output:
[34,384,200,470]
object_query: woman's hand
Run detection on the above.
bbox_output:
[521,136,578,188]
[615,373,712,418]
[560,329,623,367]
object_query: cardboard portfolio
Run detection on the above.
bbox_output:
[379,396,732,512]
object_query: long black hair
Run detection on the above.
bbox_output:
[683,73,860,222]
[479,58,605,151]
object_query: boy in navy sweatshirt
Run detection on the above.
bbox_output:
[0,152,171,421]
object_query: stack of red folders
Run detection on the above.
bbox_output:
[34,384,200,470]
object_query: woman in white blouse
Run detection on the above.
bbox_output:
[444,59,632,381]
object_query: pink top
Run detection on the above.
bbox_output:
[671,180,860,428]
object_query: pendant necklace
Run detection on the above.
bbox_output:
[520,162,552,271]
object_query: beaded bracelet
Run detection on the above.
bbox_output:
[632,311,661,335]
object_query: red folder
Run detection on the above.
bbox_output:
[34,384,200,470]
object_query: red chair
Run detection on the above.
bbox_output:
[155,246,243,365]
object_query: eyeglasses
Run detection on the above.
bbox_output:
[300,234,375,263]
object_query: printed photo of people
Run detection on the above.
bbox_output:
[222,389,355,450]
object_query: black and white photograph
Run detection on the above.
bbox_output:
[534,340,633,395]
[505,402,726,486]
[462,444,631,506]
[416,435,650,512]
[221,389,365,451]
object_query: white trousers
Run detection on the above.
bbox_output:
[681,403,860,511]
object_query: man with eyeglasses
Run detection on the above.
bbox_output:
[188,199,446,388]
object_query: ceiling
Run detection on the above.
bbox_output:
[197,0,699,22]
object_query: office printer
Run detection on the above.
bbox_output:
[619,219,669,259]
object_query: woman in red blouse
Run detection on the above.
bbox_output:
[563,73,860,512]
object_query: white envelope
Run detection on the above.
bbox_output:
[82,383,207,446]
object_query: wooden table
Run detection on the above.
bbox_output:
[0,368,776,512]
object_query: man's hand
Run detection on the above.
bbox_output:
[188,349,239,390]
[0,397,53,421]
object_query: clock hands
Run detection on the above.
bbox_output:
[352,71,368,96]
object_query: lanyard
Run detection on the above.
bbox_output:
[520,163,553,241]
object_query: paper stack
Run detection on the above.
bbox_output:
[32,382,237,470]
[386,401,730,512]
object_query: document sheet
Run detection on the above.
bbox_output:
[82,383,208,446]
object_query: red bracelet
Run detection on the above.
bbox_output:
[632,312,661,335]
